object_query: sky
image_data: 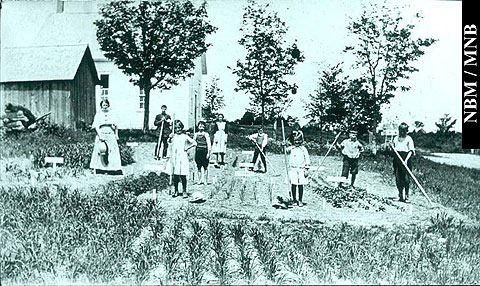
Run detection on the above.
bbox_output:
[203,0,462,132]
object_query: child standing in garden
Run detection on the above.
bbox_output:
[336,130,364,187]
[285,133,310,207]
[248,126,268,173]
[193,121,211,184]
[167,120,197,198]
[212,113,228,167]
[390,122,415,202]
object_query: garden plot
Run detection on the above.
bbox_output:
[129,145,475,228]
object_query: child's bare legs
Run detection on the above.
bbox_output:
[196,167,202,184]
[350,173,356,187]
[200,167,206,184]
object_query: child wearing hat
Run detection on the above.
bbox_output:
[285,133,310,207]
[168,120,197,198]
[336,130,364,187]
[391,122,415,202]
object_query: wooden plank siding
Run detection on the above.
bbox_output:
[1,81,72,127]
[71,52,96,127]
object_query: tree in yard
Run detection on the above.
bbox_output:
[95,0,216,130]
[343,2,436,130]
[435,113,457,135]
[202,76,225,122]
[231,0,304,127]
[306,63,349,131]
[306,63,380,134]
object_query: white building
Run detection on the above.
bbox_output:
[1,0,207,129]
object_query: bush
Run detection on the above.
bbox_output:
[109,172,170,196]
[118,129,158,143]
[1,124,134,169]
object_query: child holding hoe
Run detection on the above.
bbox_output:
[336,130,364,187]
[193,121,211,184]
[167,120,196,198]
[248,126,268,173]
[284,132,310,207]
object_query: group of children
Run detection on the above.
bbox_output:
[154,107,415,204]
[154,105,228,197]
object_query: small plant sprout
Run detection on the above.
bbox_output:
[268,178,274,204]
[252,180,258,205]
[240,179,246,205]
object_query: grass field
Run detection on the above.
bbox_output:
[1,133,480,284]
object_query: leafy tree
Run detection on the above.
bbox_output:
[231,0,304,127]
[95,0,216,130]
[435,114,457,135]
[238,111,255,125]
[202,77,225,121]
[306,64,379,134]
[306,63,349,131]
[344,2,436,129]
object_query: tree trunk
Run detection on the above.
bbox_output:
[261,96,265,128]
[143,85,151,131]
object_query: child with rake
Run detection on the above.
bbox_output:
[167,120,197,198]
[336,130,364,187]
[390,122,415,202]
[193,121,211,184]
[248,126,268,173]
[285,133,310,207]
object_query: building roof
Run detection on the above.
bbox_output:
[1,44,99,83]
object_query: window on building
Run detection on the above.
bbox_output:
[100,74,109,98]
[139,89,145,109]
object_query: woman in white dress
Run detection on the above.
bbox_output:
[167,120,197,198]
[90,99,122,175]
[211,113,227,166]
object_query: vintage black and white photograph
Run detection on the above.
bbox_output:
[1,0,478,284]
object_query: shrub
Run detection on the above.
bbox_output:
[1,125,134,169]
[110,172,169,196]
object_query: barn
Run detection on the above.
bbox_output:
[0,44,100,128]
[1,0,208,130]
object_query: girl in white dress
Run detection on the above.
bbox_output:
[167,120,197,198]
[211,114,228,166]
[285,133,310,207]
[90,99,122,175]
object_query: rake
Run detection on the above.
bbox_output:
[313,111,362,183]
[281,120,293,200]
[390,143,433,206]
[251,139,281,177]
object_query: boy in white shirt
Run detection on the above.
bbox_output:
[248,127,268,173]
[336,130,364,187]
[391,122,415,202]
